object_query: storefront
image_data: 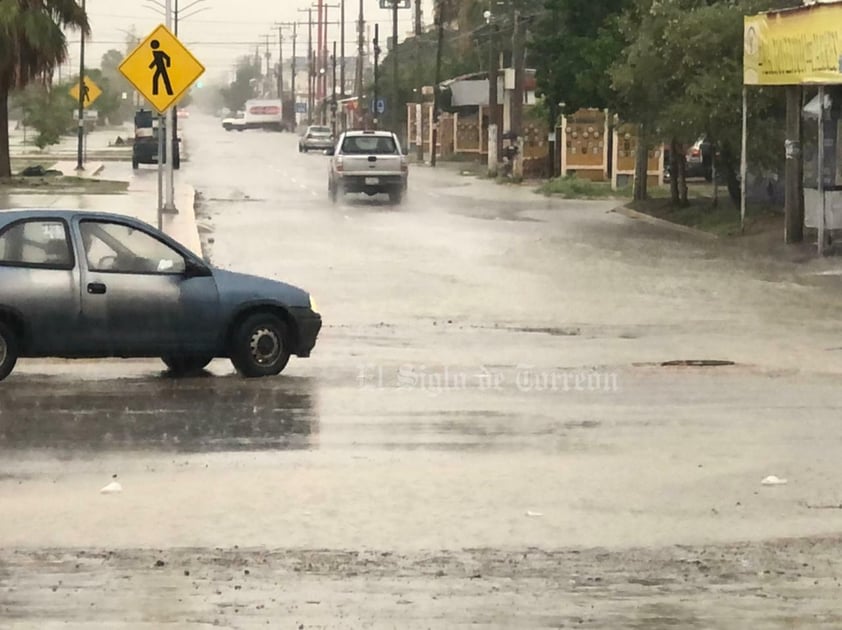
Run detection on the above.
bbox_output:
[744,1,842,254]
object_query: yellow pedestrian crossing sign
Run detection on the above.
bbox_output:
[69,76,101,107]
[118,24,205,113]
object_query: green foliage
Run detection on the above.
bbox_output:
[538,174,628,198]
[375,27,485,131]
[97,49,135,125]
[12,83,75,149]
[531,0,630,118]
[219,57,261,113]
[0,0,90,176]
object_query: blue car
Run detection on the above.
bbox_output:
[0,210,321,381]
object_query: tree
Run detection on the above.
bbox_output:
[12,82,74,150]
[99,48,135,125]
[219,57,261,113]
[610,0,802,204]
[0,0,89,177]
[532,0,630,115]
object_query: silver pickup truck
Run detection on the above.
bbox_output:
[327,130,408,204]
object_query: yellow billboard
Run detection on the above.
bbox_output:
[744,4,842,86]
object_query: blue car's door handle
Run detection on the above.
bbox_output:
[87,282,107,295]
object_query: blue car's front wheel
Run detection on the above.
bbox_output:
[230,313,291,378]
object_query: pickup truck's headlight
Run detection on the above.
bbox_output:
[309,295,319,314]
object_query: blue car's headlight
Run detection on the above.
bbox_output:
[309,295,319,314]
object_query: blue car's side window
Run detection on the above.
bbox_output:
[0,219,74,270]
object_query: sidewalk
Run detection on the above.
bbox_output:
[4,122,202,257]
[8,122,132,162]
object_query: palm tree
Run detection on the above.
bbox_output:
[0,0,89,177]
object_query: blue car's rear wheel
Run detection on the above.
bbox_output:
[230,313,290,378]
[0,321,19,382]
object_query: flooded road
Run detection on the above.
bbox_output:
[4,115,842,627]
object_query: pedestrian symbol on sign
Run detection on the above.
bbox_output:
[81,81,90,103]
[118,24,205,113]
[375,99,386,115]
[149,40,173,96]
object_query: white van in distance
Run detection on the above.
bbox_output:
[243,99,287,132]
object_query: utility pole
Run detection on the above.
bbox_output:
[301,7,314,124]
[291,23,298,127]
[355,0,364,100]
[340,0,346,97]
[319,4,339,124]
[511,7,525,179]
[785,85,804,243]
[75,0,86,171]
[277,26,284,101]
[332,41,338,136]
[487,19,499,177]
[373,23,381,129]
[317,0,324,102]
[391,0,399,134]
[263,34,272,97]
[431,0,445,167]
[415,0,423,162]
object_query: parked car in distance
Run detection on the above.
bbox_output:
[685,137,713,181]
[222,111,246,131]
[133,108,179,169]
[327,130,408,204]
[299,125,334,153]
[0,210,321,382]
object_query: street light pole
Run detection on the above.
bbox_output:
[75,0,86,171]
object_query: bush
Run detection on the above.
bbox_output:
[13,85,75,150]
[537,175,627,199]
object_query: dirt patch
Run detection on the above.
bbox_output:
[3,537,842,628]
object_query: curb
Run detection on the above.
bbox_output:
[612,204,719,241]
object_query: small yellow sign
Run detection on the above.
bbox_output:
[68,76,102,107]
[118,24,205,113]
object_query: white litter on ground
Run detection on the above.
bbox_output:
[761,475,788,486]
[100,481,123,494]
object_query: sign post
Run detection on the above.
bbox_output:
[119,21,205,221]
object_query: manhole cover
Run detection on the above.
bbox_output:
[660,360,735,367]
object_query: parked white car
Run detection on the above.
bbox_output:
[327,130,408,204]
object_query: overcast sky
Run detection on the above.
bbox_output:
[62,0,435,83]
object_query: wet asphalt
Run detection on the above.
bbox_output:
[4,114,842,627]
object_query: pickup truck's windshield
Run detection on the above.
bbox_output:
[341,135,398,155]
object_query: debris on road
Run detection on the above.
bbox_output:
[761,475,788,486]
[100,475,123,494]
[526,511,544,517]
